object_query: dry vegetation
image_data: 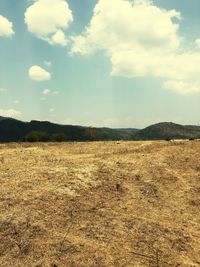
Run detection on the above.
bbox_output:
[0,141,200,266]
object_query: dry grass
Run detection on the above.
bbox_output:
[0,141,200,266]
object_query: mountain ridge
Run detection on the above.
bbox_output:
[0,117,200,142]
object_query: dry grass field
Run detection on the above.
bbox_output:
[0,141,200,267]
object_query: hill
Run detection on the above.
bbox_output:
[133,122,200,140]
[1,117,200,142]
[0,117,138,142]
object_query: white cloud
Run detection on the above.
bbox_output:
[195,39,200,49]
[25,0,73,46]
[0,109,22,118]
[71,0,200,94]
[71,0,181,54]
[49,108,54,112]
[29,65,51,81]
[43,89,51,95]
[44,60,52,67]
[42,89,59,96]
[0,15,15,38]
[0,88,7,93]
[164,80,200,95]
[110,49,200,81]
[13,100,20,104]
[51,29,68,46]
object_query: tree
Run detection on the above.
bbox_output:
[84,127,99,141]
[51,133,66,142]
[24,131,50,142]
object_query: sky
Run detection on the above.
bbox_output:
[0,0,200,128]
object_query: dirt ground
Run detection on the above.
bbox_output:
[0,141,200,267]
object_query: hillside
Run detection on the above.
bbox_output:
[133,122,200,140]
[0,117,138,142]
[1,117,200,142]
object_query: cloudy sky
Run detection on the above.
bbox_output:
[0,0,200,128]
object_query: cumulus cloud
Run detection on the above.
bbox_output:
[29,65,51,81]
[0,109,22,118]
[43,89,51,95]
[49,108,54,112]
[0,15,15,38]
[71,0,200,94]
[164,80,200,95]
[51,29,68,46]
[71,0,181,53]
[25,0,73,46]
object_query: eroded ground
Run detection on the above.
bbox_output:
[0,141,200,266]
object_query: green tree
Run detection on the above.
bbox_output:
[24,131,50,142]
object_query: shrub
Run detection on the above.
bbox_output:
[51,133,66,142]
[24,131,67,142]
[24,131,50,142]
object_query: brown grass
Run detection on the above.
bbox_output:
[0,141,200,266]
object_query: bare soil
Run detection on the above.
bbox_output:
[0,141,200,266]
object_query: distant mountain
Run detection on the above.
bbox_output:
[0,118,200,142]
[132,122,200,140]
[0,117,138,142]
[0,116,12,121]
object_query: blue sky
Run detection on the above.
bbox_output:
[0,0,200,128]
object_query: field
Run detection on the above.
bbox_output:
[0,141,200,267]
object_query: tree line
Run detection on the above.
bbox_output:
[23,131,67,142]
[22,128,100,142]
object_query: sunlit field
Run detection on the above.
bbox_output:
[0,141,200,266]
